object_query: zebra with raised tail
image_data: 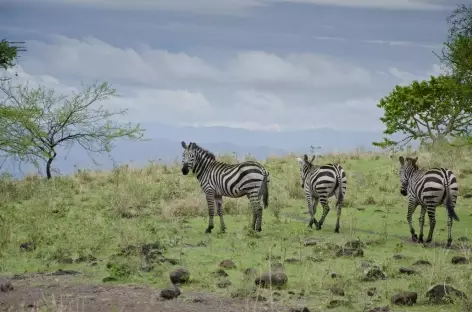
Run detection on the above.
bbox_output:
[295,154,347,233]
[181,141,270,233]
[398,156,459,248]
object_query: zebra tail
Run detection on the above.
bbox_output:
[337,168,344,205]
[259,172,269,209]
[445,181,459,222]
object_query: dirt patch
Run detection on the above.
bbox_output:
[0,274,286,312]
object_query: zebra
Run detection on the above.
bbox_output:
[295,154,347,233]
[398,156,459,248]
[181,141,270,233]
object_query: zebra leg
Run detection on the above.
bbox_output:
[334,188,343,233]
[306,193,319,228]
[205,194,216,234]
[316,198,330,231]
[446,215,453,248]
[418,206,426,243]
[425,207,437,243]
[249,196,263,232]
[406,199,419,242]
[215,195,226,233]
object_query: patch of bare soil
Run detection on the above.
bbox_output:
[0,273,287,312]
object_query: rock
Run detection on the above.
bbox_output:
[169,268,190,284]
[330,286,345,296]
[219,259,236,269]
[363,267,387,281]
[360,261,374,269]
[399,267,416,275]
[303,238,318,246]
[244,268,258,276]
[0,279,13,292]
[425,284,467,304]
[255,272,288,288]
[368,306,390,312]
[412,259,431,266]
[285,258,299,263]
[327,299,348,309]
[19,241,35,252]
[336,247,364,257]
[330,272,339,278]
[265,254,282,260]
[391,291,418,306]
[306,256,323,263]
[48,269,81,276]
[217,279,232,288]
[213,269,228,277]
[392,254,405,260]
[344,240,364,249]
[463,193,472,199]
[367,287,376,296]
[451,256,469,264]
[252,294,266,302]
[289,307,310,312]
[457,236,469,242]
[159,285,181,300]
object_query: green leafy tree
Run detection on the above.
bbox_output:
[0,39,26,71]
[373,75,472,149]
[0,80,145,179]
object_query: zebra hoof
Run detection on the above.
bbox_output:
[255,227,262,232]
[425,238,432,244]
[334,228,340,233]
[205,227,213,234]
[412,234,418,242]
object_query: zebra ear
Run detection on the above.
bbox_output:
[181,141,187,149]
[310,155,316,163]
[398,156,404,165]
[296,157,304,165]
[303,154,309,162]
[412,156,418,164]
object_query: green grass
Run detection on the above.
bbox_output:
[1,145,472,311]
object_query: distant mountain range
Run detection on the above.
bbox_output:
[1,123,409,178]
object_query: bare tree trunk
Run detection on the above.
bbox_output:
[45,151,57,179]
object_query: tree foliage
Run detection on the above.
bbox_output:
[373,75,472,149]
[0,39,26,70]
[0,80,145,179]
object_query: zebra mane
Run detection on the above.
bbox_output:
[190,142,216,160]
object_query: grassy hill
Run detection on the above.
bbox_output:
[1,145,472,311]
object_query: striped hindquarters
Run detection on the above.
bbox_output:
[306,164,346,198]
[200,161,268,199]
[410,167,458,207]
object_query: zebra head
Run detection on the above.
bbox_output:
[398,156,418,196]
[296,154,316,188]
[181,141,196,175]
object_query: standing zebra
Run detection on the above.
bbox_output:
[398,156,459,248]
[295,154,347,233]
[181,141,270,233]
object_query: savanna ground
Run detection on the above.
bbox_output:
[1,146,472,312]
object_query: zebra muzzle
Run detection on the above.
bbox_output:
[181,165,189,175]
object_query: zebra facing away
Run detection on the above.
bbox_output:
[398,156,459,248]
[181,141,270,233]
[295,154,347,233]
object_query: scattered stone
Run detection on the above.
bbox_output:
[288,290,296,295]
[330,272,339,278]
[0,279,13,292]
[336,247,364,257]
[285,258,299,263]
[367,287,377,296]
[373,210,384,213]
[330,286,345,296]
[273,291,281,296]
[76,254,98,263]
[363,267,387,281]
[412,260,431,266]
[303,238,318,246]
[265,254,282,260]
[344,239,364,249]
[48,269,81,276]
[360,261,374,269]
[463,193,472,199]
[289,307,310,312]
[457,236,469,242]
[451,256,469,264]
[19,241,35,252]
[399,267,416,275]
[170,268,190,285]
[306,256,323,263]
[368,306,390,312]
[244,268,258,276]
[213,269,229,277]
[327,299,348,309]
[271,262,285,272]
[425,284,467,304]
[217,279,232,288]
[191,296,206,303]
[159,285,181,300]
[255,272,288,288]
[252,294,266,302]
[392,254,405,260]
[391,291,418,306]
[219,259,236,269]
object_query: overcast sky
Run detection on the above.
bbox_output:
[0,0,455,132]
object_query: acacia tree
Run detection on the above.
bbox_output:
[373,74,472,149]
[0,80,145,179]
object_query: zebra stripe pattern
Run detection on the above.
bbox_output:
[296,154,347,233]
[398,156,459,248]
[181,141,270,233]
